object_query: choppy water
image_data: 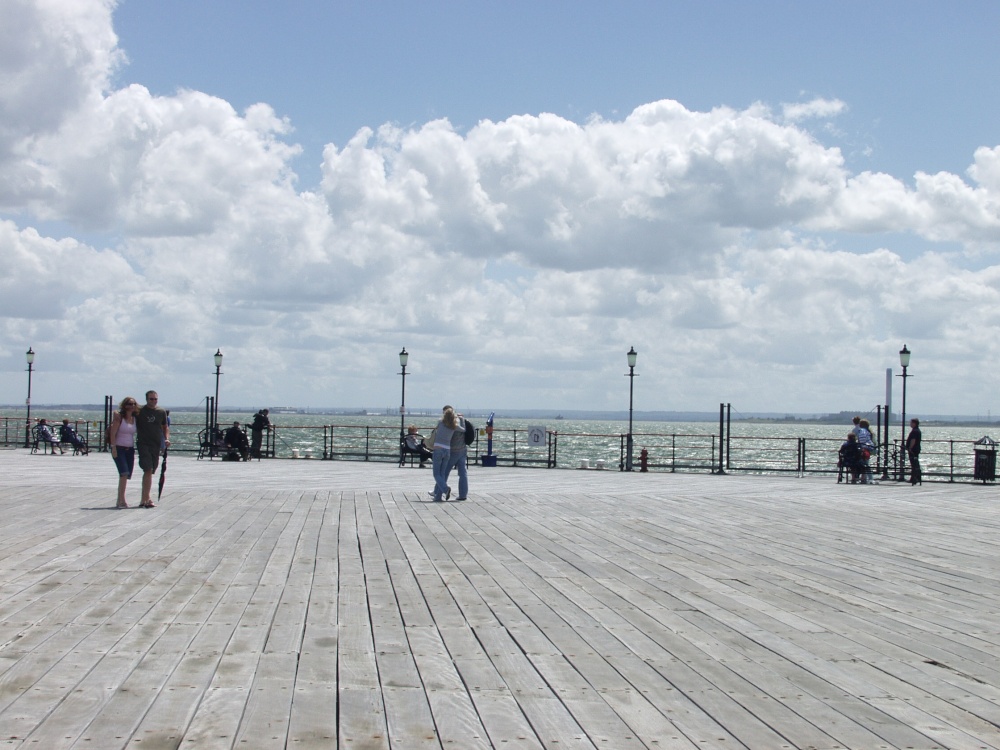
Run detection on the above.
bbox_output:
[4,408,996,480]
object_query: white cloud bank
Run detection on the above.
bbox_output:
[2,0,1000,416]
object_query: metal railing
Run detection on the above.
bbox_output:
[0,416,106,451]
[1,415,992,482]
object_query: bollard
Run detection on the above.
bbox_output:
[639,448,649,472]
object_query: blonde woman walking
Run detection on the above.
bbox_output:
[109,397,139,508]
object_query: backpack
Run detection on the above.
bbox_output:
[106,413,118,447]
[464,419,476,445]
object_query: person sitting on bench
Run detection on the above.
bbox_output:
[838,433,864,484]
[404,425,433,467]
[59,419,89,454]
[225,421,250,461]
[37,419,64,454]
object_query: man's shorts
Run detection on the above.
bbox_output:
[137,443,161,473]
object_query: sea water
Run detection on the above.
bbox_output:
[4,408,995,480]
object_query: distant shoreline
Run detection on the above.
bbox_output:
[3,404,997,428]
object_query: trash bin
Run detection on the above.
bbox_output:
[973,436,997,483]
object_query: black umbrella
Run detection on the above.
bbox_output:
[157,447,168,501]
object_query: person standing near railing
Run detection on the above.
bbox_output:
[906,418,922,485]
[250,409,270,458]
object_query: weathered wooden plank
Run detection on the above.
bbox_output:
[288,684,337,749]
[339,687,389,750]
[179,687,251,749]
[231,651,298,749]
[1,452,999,749]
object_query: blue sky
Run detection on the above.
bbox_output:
[2,0,1000,416]
[111,0,1000,185]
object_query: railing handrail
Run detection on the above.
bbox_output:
[1,415,993,482]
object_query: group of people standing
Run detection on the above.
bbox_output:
[108,390,170,508]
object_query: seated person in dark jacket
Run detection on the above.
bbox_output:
[838,433,864,483]
[224,421,250,461]
[59,419,89,454]
[403,425,433,467]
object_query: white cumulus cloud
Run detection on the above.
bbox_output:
[2,0,1000,417]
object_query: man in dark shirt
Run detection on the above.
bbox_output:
[250,409,270,458]
[225,421,250,461]
[838,433,863,484]
[906,418,922,485]
[137,390,169,507]
[59,419,88,454]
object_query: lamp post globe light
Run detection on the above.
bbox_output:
[897,345,911,482]
[625,346,638,472]
[213,349,223,429]
[24,347,35,448]
[398,348,409,466]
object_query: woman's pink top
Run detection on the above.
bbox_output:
[114,416,136,447]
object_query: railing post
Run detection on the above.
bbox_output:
[717,404,726,474]
[881,406,890,480]
[103,395,114,453]
[726,403,732,471]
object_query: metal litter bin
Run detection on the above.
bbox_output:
[973,436,997,483]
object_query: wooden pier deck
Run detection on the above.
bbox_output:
[0,449,997,749]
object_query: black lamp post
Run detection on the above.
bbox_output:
[398,348,408,466]
[897,344,911,481]
[213,349,223,429]
[24,347,35,448]
[625,346,638,471]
